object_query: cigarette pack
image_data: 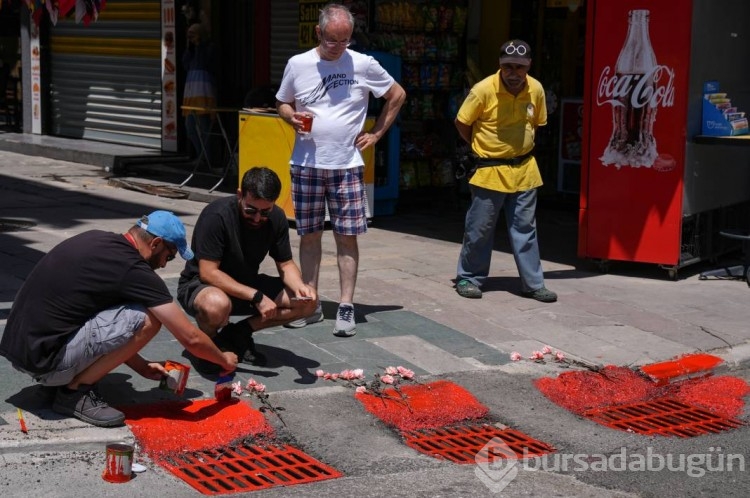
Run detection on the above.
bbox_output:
[159,360,190,395]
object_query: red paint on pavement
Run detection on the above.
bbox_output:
[669,376,750,420]
[535,366,749,420]
[535,366,655,413]
[356,380,489,431]
[639,353,723,385]
[122,399,273,459]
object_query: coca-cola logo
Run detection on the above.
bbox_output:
[596,65,675,109]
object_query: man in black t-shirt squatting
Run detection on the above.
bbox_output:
[0,210,239,428]
[177,167,317,366]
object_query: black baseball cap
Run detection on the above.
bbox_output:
[499,39,532,66]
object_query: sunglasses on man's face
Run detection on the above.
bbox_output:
[241,199,273,218]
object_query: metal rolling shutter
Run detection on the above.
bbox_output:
[48,0,162,148]
[270,0,303,84]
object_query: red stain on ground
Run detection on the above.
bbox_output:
[356,380,489,432]
[669,376,750,419]
[121,399,273,459]
[639,353,723,385]
[535,366,749,419]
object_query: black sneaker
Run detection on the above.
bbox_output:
[52,385,125,427]
[456,279,482,299]
[214,321,267,366]
[521,287,558,303]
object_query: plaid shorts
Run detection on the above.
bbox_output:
[291,165,367,236]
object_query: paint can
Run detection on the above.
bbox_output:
[102,442,134,483]
[159,360,190,395]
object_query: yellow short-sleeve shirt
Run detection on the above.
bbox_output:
[456,71,547,193]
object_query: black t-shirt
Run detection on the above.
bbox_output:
[179,196,292,286]
[0,230,173,374]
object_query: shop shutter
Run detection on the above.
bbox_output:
[48,0,162,148]
[270,0,304,84]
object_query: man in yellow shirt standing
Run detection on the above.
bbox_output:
[454,39,557,303]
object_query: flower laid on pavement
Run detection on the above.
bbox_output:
[315,365,422,407]
[511,348,568,364]
[230,377,286,425]
[530,350,546,361]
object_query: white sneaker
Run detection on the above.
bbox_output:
[285,303,324,329]
[333,303,356,337]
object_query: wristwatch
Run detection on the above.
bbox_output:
[251,290,264,306]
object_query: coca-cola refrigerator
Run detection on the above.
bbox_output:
[579,0,693,276]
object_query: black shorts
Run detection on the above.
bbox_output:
[177,274,285,317]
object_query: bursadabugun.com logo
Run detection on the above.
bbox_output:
[474,438,520,493]
[476,439,745,493]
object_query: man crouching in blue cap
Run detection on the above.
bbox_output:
[0,211,238,428]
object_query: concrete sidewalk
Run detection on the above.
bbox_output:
[1,147,749,458]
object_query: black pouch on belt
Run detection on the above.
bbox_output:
[454,153,478,180]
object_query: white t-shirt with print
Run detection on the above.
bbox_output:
[276,48,395,169]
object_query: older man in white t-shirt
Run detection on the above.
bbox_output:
[275,3,405,337]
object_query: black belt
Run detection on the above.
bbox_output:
[475,151,534,167]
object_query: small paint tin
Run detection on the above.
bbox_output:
[102,442,133,483]
[159,360,190,395]
[215,373,236,402]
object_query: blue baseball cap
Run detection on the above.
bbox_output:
[136,210,194,260]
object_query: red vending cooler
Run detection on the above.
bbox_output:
[578,0,693,273]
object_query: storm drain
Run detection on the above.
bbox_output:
[158,442,342,495]
[584,398,744,437]
[400,424,555,464]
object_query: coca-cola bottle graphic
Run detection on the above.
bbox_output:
[601,9,658,168]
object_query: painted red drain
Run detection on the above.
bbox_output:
[584,398,745,437]
[356,380,490,431]
[158,441,343,495]
[400,424,555,464]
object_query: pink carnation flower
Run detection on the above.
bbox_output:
[323,373,332,380]
[396,366,415,379]
[246,378,257,389]
[352,369,365,379]
[253,383,266,393]
[355,386,367,394]
[384,366,398,376]
[381,374,395,384]
[510,351,522,361]
[541,346,552,355]
[231,381,243,396]
[330,373,339,380]
[555,351,566,362]
[315,369,325,377]
[530,351,545,360]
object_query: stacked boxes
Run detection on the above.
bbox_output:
[701,81,749,136]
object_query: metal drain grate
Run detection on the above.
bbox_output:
[158,442,342,495]
[584,398,745,437]
[400,424,555,464]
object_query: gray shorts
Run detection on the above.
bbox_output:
[34,304,146,386]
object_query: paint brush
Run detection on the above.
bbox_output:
[215,373,236,402]
[17,408,28,434]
